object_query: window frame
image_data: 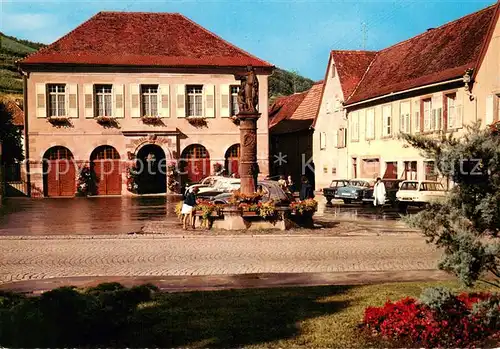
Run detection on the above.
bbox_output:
[141,84,159,117]
[319,132,327,150]
[382,104,392,137]
[446,93,457,130]
[366,108,375,140]
[423,98,432,132]
[47,84,67,117]
[186,85,204,117]
[230,85,240,117]
[94,84,113,117]
[399,101,411,133]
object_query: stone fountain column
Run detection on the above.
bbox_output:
[238,112,260,195]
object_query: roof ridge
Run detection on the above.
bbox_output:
[376,3,497,54]
[96,11,181,14]
[344,51,379,102]
[330,50,377,55]
[177,13,273,68]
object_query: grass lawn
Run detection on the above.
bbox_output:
[118,280,495,348]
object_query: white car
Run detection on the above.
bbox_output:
[396,180,447,209]
[186,176,222,194]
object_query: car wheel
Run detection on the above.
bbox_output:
[343,199,352,204]
[398,203,408,213]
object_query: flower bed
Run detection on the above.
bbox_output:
[362,288,500,347]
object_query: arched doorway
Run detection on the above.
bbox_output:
[180,144,210,184]
[90,145,121,195]
[225,144,240,177]
[43,146,76,197]
[136,144,166,194]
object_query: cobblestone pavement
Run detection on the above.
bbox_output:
[0,234,441,284]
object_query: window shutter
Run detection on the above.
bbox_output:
[67,84,78,118]
[437,108,442,130]
[176,84,186,118]
[486,94,494,125]
[334,130,339,148]
[456,104,463,128]
[130,84,140,118]
[204,84,215,118]
[220,84,230,117]
[113,84,124,118]
[159,84,170,118]
[83,84,94,118]
[35,83,46,118]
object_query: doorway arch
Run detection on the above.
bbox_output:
[90,145,121,195]
[136,144,167,194]
[43,146,76,197]
[180,144,210,184]
[225,144,240,177]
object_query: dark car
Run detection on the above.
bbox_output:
[322,179,350,205]
[362,179,404,206]
[211,180,292,206]
[334,179,375,204]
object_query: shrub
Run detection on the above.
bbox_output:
[0,283,158,347]
[362,290,500,348]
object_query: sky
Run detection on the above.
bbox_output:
[0,0,495,80]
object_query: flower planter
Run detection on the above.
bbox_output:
[48,116,72,127]
[242,211,259,217]
[187,117,208,128]
[96,117,119,128]
[141,116,164,126]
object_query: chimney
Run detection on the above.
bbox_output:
[427,28,435,31]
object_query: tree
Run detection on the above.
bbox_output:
[0,101,24,164]
[401,123,499,288]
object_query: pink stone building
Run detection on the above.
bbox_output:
[18,12,273,197]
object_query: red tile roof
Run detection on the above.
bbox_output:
[331,50,377,99]
[269,92,307,128]
[270,82,324,134]
[20,12,272,68]
[346,4,498,105]
[292,82,324,121]
[2,100,24,127]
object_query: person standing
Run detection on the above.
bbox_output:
[287,175,295,193]
[277,175,287,190]
[182,187,198,230]
[373,177,386,214]
[299,176,314,201]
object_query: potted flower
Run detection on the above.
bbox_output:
[141,115,164,126]
[229,115,240,125]
[187,117,208,128]
[96,116,119,128]
[47,116,71,127]
[258,201,277,219]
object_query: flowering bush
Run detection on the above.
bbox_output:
[167,162,179,193]
[291,199,318,215]
[229,191,262,205]
[362,290,500,348]
[126,166,139,193]
[76,165,95,196]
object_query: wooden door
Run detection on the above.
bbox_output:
[92,147,121,195]
[44,147,75,197]
[226,144,240,177]
[184,145,210,183]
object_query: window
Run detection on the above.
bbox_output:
[425,161,438,181]
[320,132,327,150]
[230,85,239,116]
[326,101,332,114]
[47,84,66,117]
[420,182,444,191]
[400,181,418,191]
[95,85,113,117]
[423,98,432,131]
[331,64,336,78]
[382,105,392,136]
[366,108,375,139]
[400,101,411,133]
[414,100,421,132]
[337,128,347,148]
[186,85,203,117]
[141,85,158,117]
[403,161,418,180]
[431,103,442,131]
[351,111,359,141]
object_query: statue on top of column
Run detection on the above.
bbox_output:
[235,66,259,114]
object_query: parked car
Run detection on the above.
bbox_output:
[395,180,447,210]
[197,178,241,201]
[212,180,292,206]
[335,179,375,204]
[322,179,350,205]
[186,176,223,194]
[362,179,404,206]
